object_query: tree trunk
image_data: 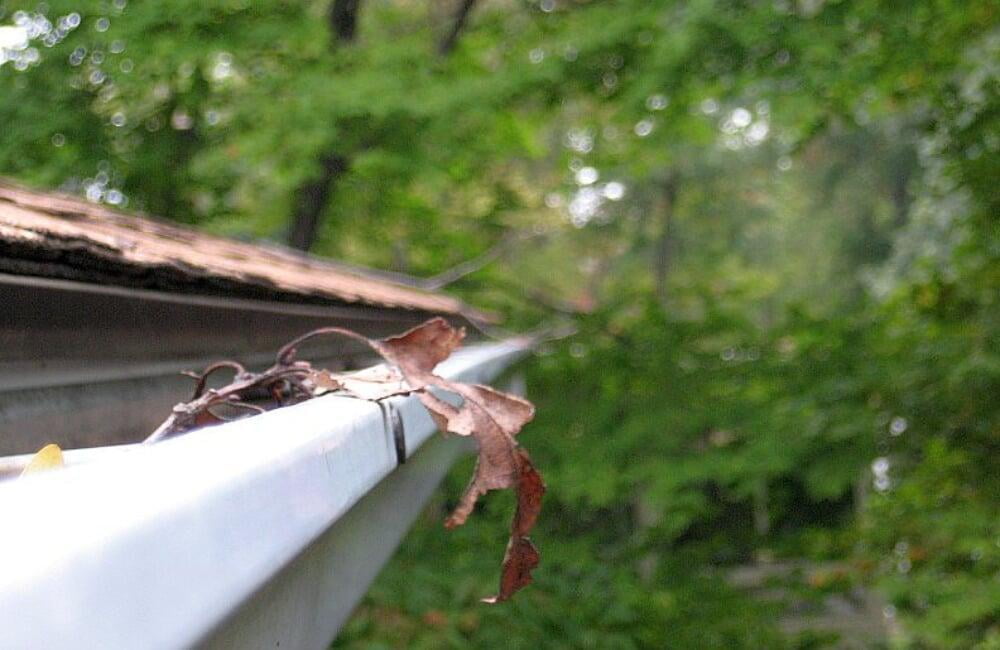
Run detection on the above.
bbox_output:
[329,0,362,45]
[287,154,348,251]
[653,175,678,305]
[285,1,360,252]
[890,165,911,228]
[752,478,770,537]
[288,0,477,251]
[439,0,478,56]
[390,239,410,274]
[633,488,662,583]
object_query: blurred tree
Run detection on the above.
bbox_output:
[1,0,996,646]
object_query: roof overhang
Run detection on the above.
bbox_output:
[0,179,489,320]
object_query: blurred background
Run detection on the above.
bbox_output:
[1,0,997,647]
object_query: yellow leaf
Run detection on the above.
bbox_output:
[20,443,64,476]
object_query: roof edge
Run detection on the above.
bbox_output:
[0,178,496,323]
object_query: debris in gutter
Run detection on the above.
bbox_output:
[20,443,64,476]
[12,318,543,601]
[138,316,543,603]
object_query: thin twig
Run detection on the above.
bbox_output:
[419,231,547,290]
[276,326,371,365]
[184,361,247,399]
[438,0,478,56]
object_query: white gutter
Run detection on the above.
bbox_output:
[0,340,528,649]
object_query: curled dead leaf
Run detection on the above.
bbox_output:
[372,317,466,388]
[145,317,543,602]
[443,403,520,528]
[416,392,461,435]
[511,448,544,537]
[484,537,540,604]
[483,449,544,602]
[450,384,535,438]
[309,366,409,401]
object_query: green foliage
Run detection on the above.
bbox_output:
[334,456,789,650]
[1,0,997,647]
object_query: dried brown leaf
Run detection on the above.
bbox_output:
[372,317,465,387]
[416,391,461,434]
[145,316,543,602]
[484,537,540,604]
[367,320,543,602]
[309,366,410,401]
[416,381,536,532]
[308,369,343,394]
[483,449,544,602]
[451,384,535,437]
[511,448,545,538]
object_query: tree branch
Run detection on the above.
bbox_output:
[288,154,349,251]
[653,174,678,305]
[438,0,479,56]
[285,0,362,251]
[329,0,362,44]
[418,230,548,290]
